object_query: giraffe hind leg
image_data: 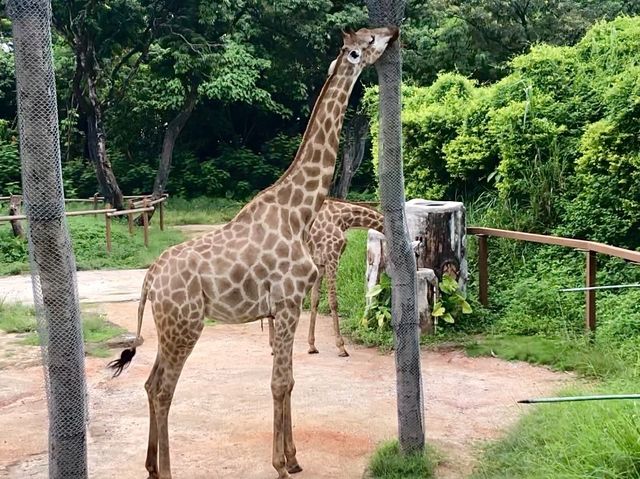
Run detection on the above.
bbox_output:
[307,267,324,354]
[145,355,161,478]
[327,268,349,357]
[152,311,204,479]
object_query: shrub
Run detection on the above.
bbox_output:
[596,290,640,346]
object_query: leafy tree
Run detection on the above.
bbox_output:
[51,0,169,209]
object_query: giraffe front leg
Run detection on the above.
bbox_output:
[326,268,348,357]
[283,385,302,474]
[271,306,300,479]
[307,267,324,354]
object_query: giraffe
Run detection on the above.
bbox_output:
[107,26,399,479]
[268,199,383,357]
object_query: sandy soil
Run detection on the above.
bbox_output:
[0,297,572,479]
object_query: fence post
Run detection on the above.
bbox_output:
[105,203,112,253]
[93,192,99,218]
[142,198,149,248]
[477,234,489,307]
[586,250,597,332]
[127,199,134,236]
[159,199,165,231]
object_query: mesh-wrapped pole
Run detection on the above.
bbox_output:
[367,0,426,453]
[7,1,88,477]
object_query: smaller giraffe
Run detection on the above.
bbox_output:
[307,199,384,356]
[270,199,383,357]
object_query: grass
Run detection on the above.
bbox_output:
[310,229,398,348]
[163,197,243,226]
[0,213,185,276]
[0,197,247,276]
[0,301,125,356]
[465,335,628,379]
[367,441,438,479]
[466,334,640,478]
[472,378,640,479]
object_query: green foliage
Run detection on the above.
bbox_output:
[596,290,640,346]
[432,274,472,325]
[370,17,640,245]
[0,120,21,194]
[494,276,584,336]
[0,301,36,334]
[361,273,392,332]
[472,378,640,479]
[367,440,437,479]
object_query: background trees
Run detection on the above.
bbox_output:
[0,0,639,221]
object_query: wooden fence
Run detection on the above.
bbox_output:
[0,193,168,253]
[468,227,640,333]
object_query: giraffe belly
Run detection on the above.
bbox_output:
[202,288,272,325]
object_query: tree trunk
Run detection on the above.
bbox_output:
[134,85,197,226]
[86,109,124,210]
[153,85,198,199]
[367,1,426,453]
[75,39,124,210]
[8,194,24,238]
[332,112,369,198]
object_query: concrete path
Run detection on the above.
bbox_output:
[0,269,147,305]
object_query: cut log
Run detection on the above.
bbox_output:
[417,268,439,334]
[8,195,24,238]
[405,198,468,291]
[365,198,467,335]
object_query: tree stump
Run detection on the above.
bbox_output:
[366,198,467,335]
[405,198,468,291]
[8,194,24,238]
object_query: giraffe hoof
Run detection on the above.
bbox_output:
[287,463,303,474]
[338,350,350,357]
[308,347,319,354]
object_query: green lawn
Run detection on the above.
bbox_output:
[367,441,438,479]
[0,212,184,276]
[0,300,125,357]
[163,197,243,226]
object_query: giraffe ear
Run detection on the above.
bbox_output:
[341,26,356,43]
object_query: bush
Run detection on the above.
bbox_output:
[596,290,640,346]
[365,17,640,247]
[494,276,584,337]
[0,120,21,194]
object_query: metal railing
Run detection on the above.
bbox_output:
[468,227,640,332]
[0,194,168,253]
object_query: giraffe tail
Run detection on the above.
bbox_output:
[107,272,150,378]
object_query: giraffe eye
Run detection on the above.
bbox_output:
[369,36,375,45]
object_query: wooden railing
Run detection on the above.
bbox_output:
[0,194,168,253]
[468,227,640,332]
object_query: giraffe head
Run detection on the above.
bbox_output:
[328,26,399,76]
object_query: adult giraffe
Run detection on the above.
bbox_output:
[108,27,399,479]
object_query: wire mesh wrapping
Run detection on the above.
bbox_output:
[6,0,88,477]
[367,0,426,452]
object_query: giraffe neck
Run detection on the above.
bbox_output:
[336,202,384,233]
[268,57,358,223]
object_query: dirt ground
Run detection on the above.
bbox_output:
[0,294,573,479]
